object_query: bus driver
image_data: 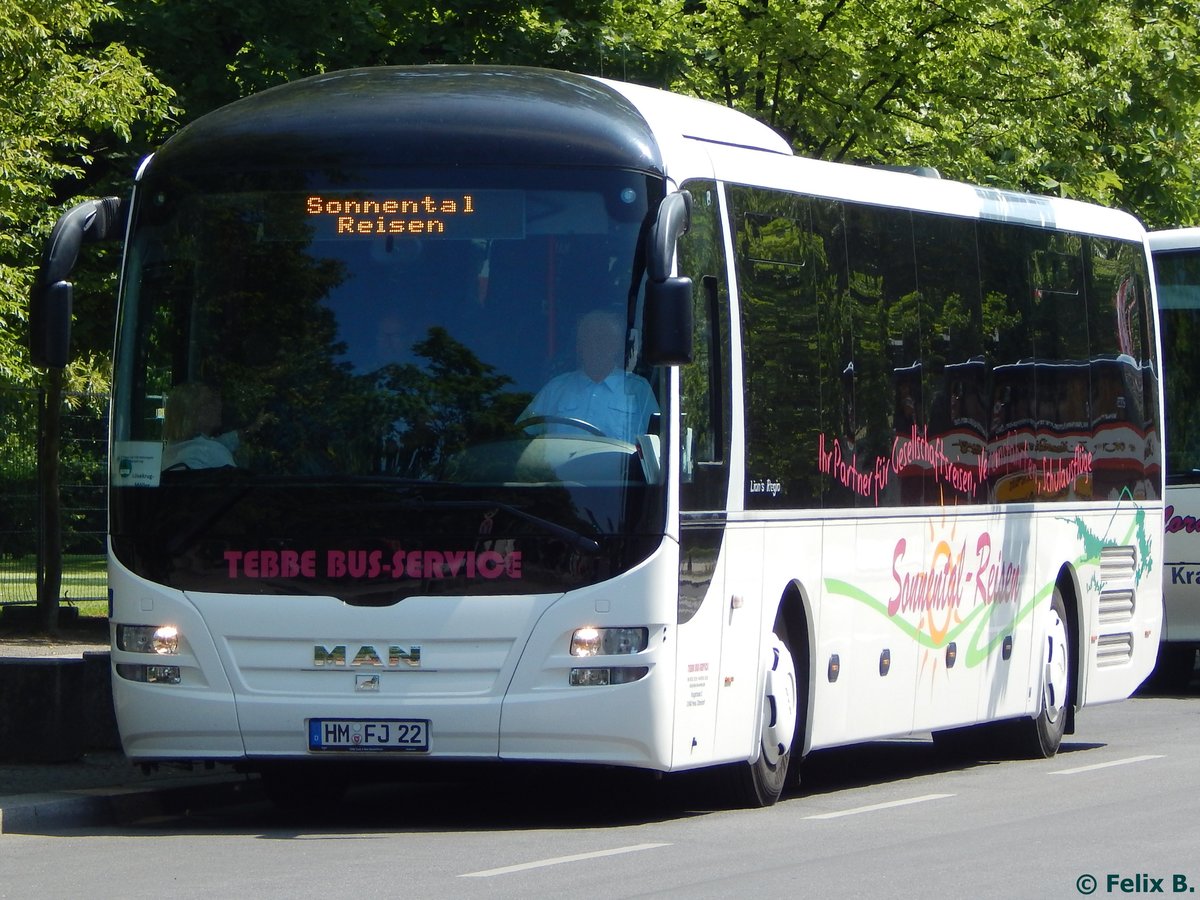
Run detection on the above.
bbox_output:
[161,383,236,470]
[518,310,658,444]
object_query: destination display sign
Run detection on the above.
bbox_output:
[304,190,524,239]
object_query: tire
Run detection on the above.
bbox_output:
[727,629,799,807]
[934,586,1072,761]
[1009,586,1072,758]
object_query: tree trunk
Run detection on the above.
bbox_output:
[37,369,63,635]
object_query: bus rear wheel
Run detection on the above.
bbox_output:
[728,630,798,807]
[1006,586,1072,758]
[933,587,1072,760]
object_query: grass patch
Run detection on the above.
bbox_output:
[64,598,108,618]
[0,554,107,609]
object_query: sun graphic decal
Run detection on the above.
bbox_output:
[824,513,1033,678]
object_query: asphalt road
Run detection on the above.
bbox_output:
[1,692,1196,900]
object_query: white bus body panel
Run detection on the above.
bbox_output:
[1150,228,1200,646]
[1163,483,1200,642]
[496,543,678,766]
[729,502,1160,754]
[107,72,1164,774]
[698,144,1146,240]
[593,77,795,158]
[110,543,682,768]
[669,532,733,769]
[109,562,245,759]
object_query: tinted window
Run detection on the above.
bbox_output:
[730,185,1159,509]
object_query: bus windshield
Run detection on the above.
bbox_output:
[1153,248,1200,482]
[109,164,668,599]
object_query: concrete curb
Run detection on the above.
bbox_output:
[0,774,262,833]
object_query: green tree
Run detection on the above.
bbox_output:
[110,0,621,122]
[1,1,170,380]
[101,2,1200,223]
[1,0,170,630]
[610,0,1200,227]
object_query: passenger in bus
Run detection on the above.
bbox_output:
[518,309,658,443]
[161,382,237,470]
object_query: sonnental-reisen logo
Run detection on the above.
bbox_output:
[1076,873,1196,895]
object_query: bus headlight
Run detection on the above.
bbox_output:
[116,624,180,655]
[570,626,648,657]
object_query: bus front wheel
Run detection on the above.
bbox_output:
[728,630,798,807]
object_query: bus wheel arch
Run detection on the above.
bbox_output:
[775,582,813,760]
[1055,565,1082,735]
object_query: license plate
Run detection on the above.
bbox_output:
[308,718,430,752]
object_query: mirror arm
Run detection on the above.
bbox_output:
[30,197,126,368]
[648,191,692,282]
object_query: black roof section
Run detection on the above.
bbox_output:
[146,66,664,175]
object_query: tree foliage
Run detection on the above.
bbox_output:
[109,0,617,122]
[85,1,1200,233]
[6,2,1200,395]
[5,0,1199,631]
[610,0,1200,227]
[0,0,171,385]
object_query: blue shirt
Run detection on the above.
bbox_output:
[521,368,659,443]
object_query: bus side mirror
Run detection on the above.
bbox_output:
[643,190,694,366]
[29,196,126,368]
[30,281,74,369]
[644,276,693,366]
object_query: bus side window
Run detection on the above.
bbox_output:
[684,274,724,470]
[678,184,731,512]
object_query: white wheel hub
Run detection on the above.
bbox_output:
[1043,605,1069,724]
[761,634,798,765]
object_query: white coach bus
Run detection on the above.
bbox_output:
[1148,228,1200,689]
[31,67,1163,807]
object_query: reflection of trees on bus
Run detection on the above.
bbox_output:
[370,326,531,479]
[133,179,655,482]
[136,187,359,475]
[729,184,1158,511]
[929,358,988,438]
[734,199,833,507]
[1091,355,1154,500]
